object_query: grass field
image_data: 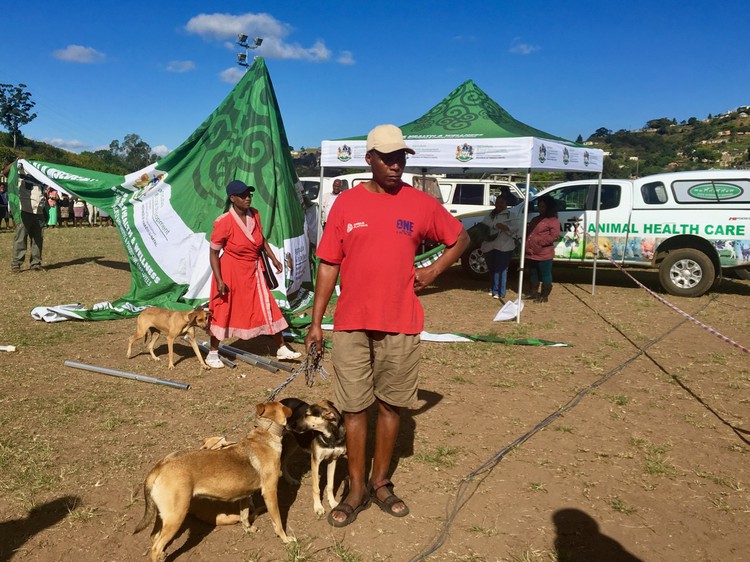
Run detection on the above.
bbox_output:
[1,225,749,562]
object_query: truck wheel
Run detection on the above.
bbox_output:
[461,248,488,279]
[658,249,715,297]
[734,268,750,280]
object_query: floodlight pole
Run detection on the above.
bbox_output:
[236,34,263,68]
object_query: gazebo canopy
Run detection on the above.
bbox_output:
[321,80,603,173]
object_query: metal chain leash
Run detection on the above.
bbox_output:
[266,342,330,401]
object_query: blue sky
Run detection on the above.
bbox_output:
[2,1,749,157]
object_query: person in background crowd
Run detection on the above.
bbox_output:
[99,208,112,227]
[524,194,561,303]
[59,193,71,227]
[206,179,301,369]
[321,178,343,229]
[72,197,85,227]
[481,193,518,301]
[305,125,469,528]
[7,163,47,272]
[0,182,12,230]
[85,200,96,226]
[45,186,59,228]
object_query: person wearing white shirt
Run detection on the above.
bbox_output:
[321,179,343,228]
[480,194,518,300]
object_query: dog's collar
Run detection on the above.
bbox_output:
[253,417,285,438]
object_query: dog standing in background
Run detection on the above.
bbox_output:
[127,307,210,370]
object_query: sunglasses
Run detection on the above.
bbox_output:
[233,191,254,199]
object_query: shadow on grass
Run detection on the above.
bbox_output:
[553,508,644,562]
[94,258,131,272]
[42,256,104,271]
[395,389,444,464]
[0,495,80,562]
[41,257,131,273]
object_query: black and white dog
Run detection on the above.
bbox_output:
[280,398,347,515]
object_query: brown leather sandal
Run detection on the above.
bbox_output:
[369,479,410,517]
[327,496,371,528]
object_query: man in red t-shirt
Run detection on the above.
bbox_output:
[306,125,469,527]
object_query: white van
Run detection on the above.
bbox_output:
[300,174,523,226]
[439,178,524,220]
[299,172,443,206]
[299,173,447,245]
[508,170,750,297]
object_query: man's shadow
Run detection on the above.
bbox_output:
[395,388,443,459]
[553,508,643,562]
[0,496,80,562]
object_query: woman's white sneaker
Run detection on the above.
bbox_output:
[206,352,224,369]
[276,345,301,360]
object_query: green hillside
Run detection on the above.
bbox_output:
[0,132,128,176]
[3,106,750,181]
[586,106,750,178]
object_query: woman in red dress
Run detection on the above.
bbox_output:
[206,180,301,368]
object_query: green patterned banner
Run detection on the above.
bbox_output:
[12,58,310,321]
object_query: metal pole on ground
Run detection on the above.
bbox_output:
[219,344,295,372]
[192,339,237,368]
[199,342,279,373]
[64,360,190,390]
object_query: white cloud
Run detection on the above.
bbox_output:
[258,38,330,62]
[151,145,170,157]
[53,45,106,63]
[42,138,88,152]
[509,38,540,55]
[220,67,246,84]
[186,12,289,40]
[185,12,348,63]
[337,50,355,65]
[166,60,196,73]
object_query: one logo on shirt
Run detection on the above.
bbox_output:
[396,218,414,237]
[337,144,352,162]
[346,221,368,233]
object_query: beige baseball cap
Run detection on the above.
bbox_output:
[366,124,415,155]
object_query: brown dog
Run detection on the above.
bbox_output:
[127,307,209,370]
[133,402,294,562]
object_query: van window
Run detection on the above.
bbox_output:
[490,184,522,206]
[301,180,320,201]
[452,183,485,206]
[672,179,750,203]
[541,184,588,212]
[413,176,444,203]
[641,182,668,205]
[592,184,621,210]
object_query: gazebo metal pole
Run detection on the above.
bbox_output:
[591,172,603,295]
[516,169,533,323]
[316,165,325,246]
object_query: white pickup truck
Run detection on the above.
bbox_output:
[474,170,750,297]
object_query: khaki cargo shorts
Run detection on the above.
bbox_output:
[331,330,421,412]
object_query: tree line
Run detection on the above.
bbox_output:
[0,83,158,175]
